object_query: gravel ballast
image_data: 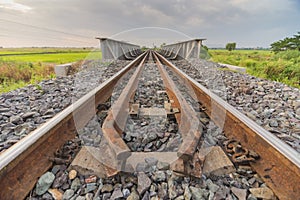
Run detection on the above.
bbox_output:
[173,59,300,153]
[0,60,130,153]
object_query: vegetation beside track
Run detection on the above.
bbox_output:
[0,48,101,94]
[209,49,300,88]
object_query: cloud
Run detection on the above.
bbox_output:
[0,0,31,12]
[0,0,299,47]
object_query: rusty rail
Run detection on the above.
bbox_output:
[152,51,202,160]
[102,51,149,165]
[155,52,300,200]
[0,51,147,200]
[101,50,202,173]
[1,49,299,200]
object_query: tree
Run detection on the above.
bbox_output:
[226,42,236,51]
[160,42,166,48]
[141,46,148,51]
[270,32,300,53]
[292,32,300,51]
[200,45,211,59]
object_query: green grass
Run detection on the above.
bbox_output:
[0,47,93,55]
[0,47,102,94]
[1,52,100,64]
[209,49,300,88]
[0,48,101,64]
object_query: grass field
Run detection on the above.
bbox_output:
[0,47,87,55]
[2,47,299,94]
[0,48,102,94]
[0,48,101,63]
[209,49,300,88]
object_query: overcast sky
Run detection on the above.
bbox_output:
[0,0,299,48]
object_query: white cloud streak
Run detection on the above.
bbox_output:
[0,0,31,12]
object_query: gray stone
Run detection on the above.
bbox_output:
[150,196,159,200]
[204,134,217,146]
[123,182,134,189]
[142,132,157,144]
[296,108,300,116]
[175,196,184,200]
[51,165,61,175]
[75,197,85,200]
[9,115,23,124]
[110,187,123,200]
[102,193,111,200]
[101,184,114,193]
[1,111,14,117]
[122,188,130,198]
[247,194,257,200]
[52,172,68,188]
[44,108,55,116]
[269,119,278,127]
[248,177,256,185]
[257,86,264,92]
[168,179,178,199]
[189,186,209,200]
[184,186,192,200]
[71,178,81,191]
[152,171,166,182]
[0,107,10,112]
[22,111,38,119]
[85,183,97,193]
[157,161,170,170]
[42,192,53,200]
[214,186,230,200]
[124,134,132,142]
[35,172,55,195]
[145,157,158,167]
[206,179,220,193]
[208,191,214,200]
[157,182,168,199]
[127,189,139,200]
[246,112,257,121]
[63,189,74,200]
[149,184,157,194]
[137,172,152,195]
[283,86,292,92]
[142,191,150,200]
[136,162,151,173]
[85,193,94,200]
[157,143,166,151]
[14,123,30,135]
[231,187,247,200]
[165,137,181,150]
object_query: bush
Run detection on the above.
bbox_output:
[200,46,211,59]
[273,50,300,61]
[209,50,300,88]
[0,60,55,93]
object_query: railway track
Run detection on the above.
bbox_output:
[0,50,299,199]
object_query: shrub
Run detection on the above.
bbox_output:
[209,50,300,88]
[0,60,55,91]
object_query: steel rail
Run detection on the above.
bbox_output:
[0,51,148,200]
[101,50,202,174]
[155,52,300,199]
[102,51,149,165]
[152,51,202,160]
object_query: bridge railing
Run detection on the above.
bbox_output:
[160,39,206,60]
[96,37,142,60]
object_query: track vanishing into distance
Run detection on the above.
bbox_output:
[0,50,299,200]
